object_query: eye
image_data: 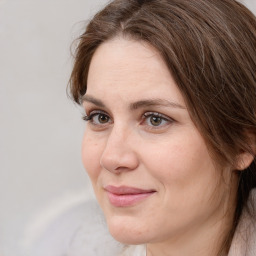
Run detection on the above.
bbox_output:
[142,112,173,128]
[149,115,164,126]
[94,113,110,124]
[83,111,111,125]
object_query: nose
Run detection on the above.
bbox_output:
[100,126,139,174]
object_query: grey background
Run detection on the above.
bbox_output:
[0,0,255,256]
[0,0,109,255]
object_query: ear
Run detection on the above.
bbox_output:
[235,151,254,171]
[235,132,256,171]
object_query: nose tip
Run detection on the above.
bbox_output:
[100,130,139,174]
[100,152,139,174]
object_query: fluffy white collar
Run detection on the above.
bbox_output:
[228,188,256,256]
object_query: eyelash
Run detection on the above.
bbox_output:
[82,110,110,123]
[82,110,174,129]
[141,112,174,129]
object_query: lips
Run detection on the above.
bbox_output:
[104,185,156,207]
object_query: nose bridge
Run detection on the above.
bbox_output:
[100,123,138,173]
[109,122,130,146]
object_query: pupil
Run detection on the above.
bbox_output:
[99,114,108,123]
[151,116,161,126]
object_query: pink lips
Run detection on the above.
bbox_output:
[104,185,156,207]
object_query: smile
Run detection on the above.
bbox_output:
[104,185,156,207]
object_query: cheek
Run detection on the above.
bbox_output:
[142,136,205,176]
[140,137,225,228]
[81,133,102,181]
[141,132,219,196]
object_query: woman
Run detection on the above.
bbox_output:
[69,0,256,255]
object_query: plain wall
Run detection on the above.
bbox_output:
[0,0,255,256]
[0,1,109,255]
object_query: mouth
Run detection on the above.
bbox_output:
[104,185,156,207]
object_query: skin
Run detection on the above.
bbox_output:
[81,37,238,256]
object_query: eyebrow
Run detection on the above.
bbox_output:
[82,95,106,107]
[82,95,186,110]
[130,99,186,110]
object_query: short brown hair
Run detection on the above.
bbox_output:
[69,0,256,250]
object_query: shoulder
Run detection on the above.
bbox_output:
[228,188,256,256]
[21,192,122,256]
[119,245,146,256]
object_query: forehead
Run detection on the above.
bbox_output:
[87,37,185,105]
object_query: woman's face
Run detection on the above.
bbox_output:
[82,38,235,245]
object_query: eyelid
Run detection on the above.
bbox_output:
[141,111,175,130]
[83,109,109,119]
[143,111,174,121]
[82,109,113,130]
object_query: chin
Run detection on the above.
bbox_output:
[106,215,151,245]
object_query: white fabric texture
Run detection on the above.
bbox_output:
[22,198,122,256]
[227,189,256,256]
[120,245,146,256]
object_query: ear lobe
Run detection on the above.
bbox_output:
[235,152,255,171]
[235,131,256,171]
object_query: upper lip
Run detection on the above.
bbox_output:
[104,185,156,195]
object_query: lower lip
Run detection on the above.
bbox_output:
[106,191,155,207]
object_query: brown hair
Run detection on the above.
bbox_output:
[69,0,256,252]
